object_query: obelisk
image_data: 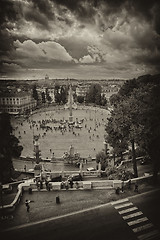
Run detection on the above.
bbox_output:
[69,85,73,123]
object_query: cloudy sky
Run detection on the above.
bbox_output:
[0,0,160,80]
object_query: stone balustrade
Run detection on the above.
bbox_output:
[0,173,156,214]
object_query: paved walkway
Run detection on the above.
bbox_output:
[0,181,159,231]
[1,188,160,237]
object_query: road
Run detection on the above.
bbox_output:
[2,189,160,240]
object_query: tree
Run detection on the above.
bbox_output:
[96,151,108,171]
[77,96,84,103]
[54,84,61,104]
[105,74,160,181]
[0,113,23,183]
[32,85,39,102]
[86,84,102,105]
[60,86,68,104]
[46,88,52,103]
[105,117,128,163]
[54,84,68,104]
[101,94,107,106]
[41,92,46,104]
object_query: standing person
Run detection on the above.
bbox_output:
[134,182,139,192]
[75,181,79,189]
[25,200,30,212]
[128,179,131,190]
[121,181,124,193]
[65,180,68,190]
[45,180,49,190]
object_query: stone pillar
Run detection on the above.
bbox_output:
[103,141,108,155]
[61,163,65,178]
[98,162,101,177]
[98,162,101,171]
[69,145,74,157]
[79,162,83,176]
[34,139,41,164]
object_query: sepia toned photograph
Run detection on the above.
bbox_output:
[0,1,160,239]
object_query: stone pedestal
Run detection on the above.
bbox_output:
[51,182,61,190]
[83,181,92,189]
[113,180,122,189]
[69,115,73,123]
[30,183,38,189]
[69,145,74,157]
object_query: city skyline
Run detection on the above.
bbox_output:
[0,0,160,80]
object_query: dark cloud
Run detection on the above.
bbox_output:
[153,4,160,35]
[1,0,160,34]
[134,53,160,73]
[0,0,21,26]
[52,0,97,23]
[57,16,74,26]
[0,0,160,78]
[51,0,160,35]
[29,0,55,20]
[24,8,51,30]
[0,30,14,54]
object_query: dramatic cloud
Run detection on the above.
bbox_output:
[0,0,160,79]
[11,39,75,69]
[79,55,95,64]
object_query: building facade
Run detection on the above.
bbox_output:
[0,91,37,115]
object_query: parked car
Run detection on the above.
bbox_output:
[87,167,96,171]
[68,173,83,181]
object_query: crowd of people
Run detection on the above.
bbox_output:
[11,106,109,159]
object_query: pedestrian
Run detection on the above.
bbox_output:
[25,200,30,212]
[134,182,139,192]
[48,182,51,191]
[121,181,124,193]
[65,181,68,190]
[56,195,60,204]
[128,179,131,190]
[61,181,65,189]
[115,187,120,195]
[45,180,49,190]
[69,180,73,188]
[75,181,79,189]
[40,181,43,189]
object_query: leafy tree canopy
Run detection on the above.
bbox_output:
[86,84,102,105]
[96,150,108,171]
[106,74,160,181]
[0,113,23,183]
[32,85,39,102]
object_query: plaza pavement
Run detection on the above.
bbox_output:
[11,106,110,159]
[0,180,158,231]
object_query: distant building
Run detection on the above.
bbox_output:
[0,91,37,115]
[76,84,89,97]
[37,87,55,103]
[45,74,49,81]
[47,88,55,103]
